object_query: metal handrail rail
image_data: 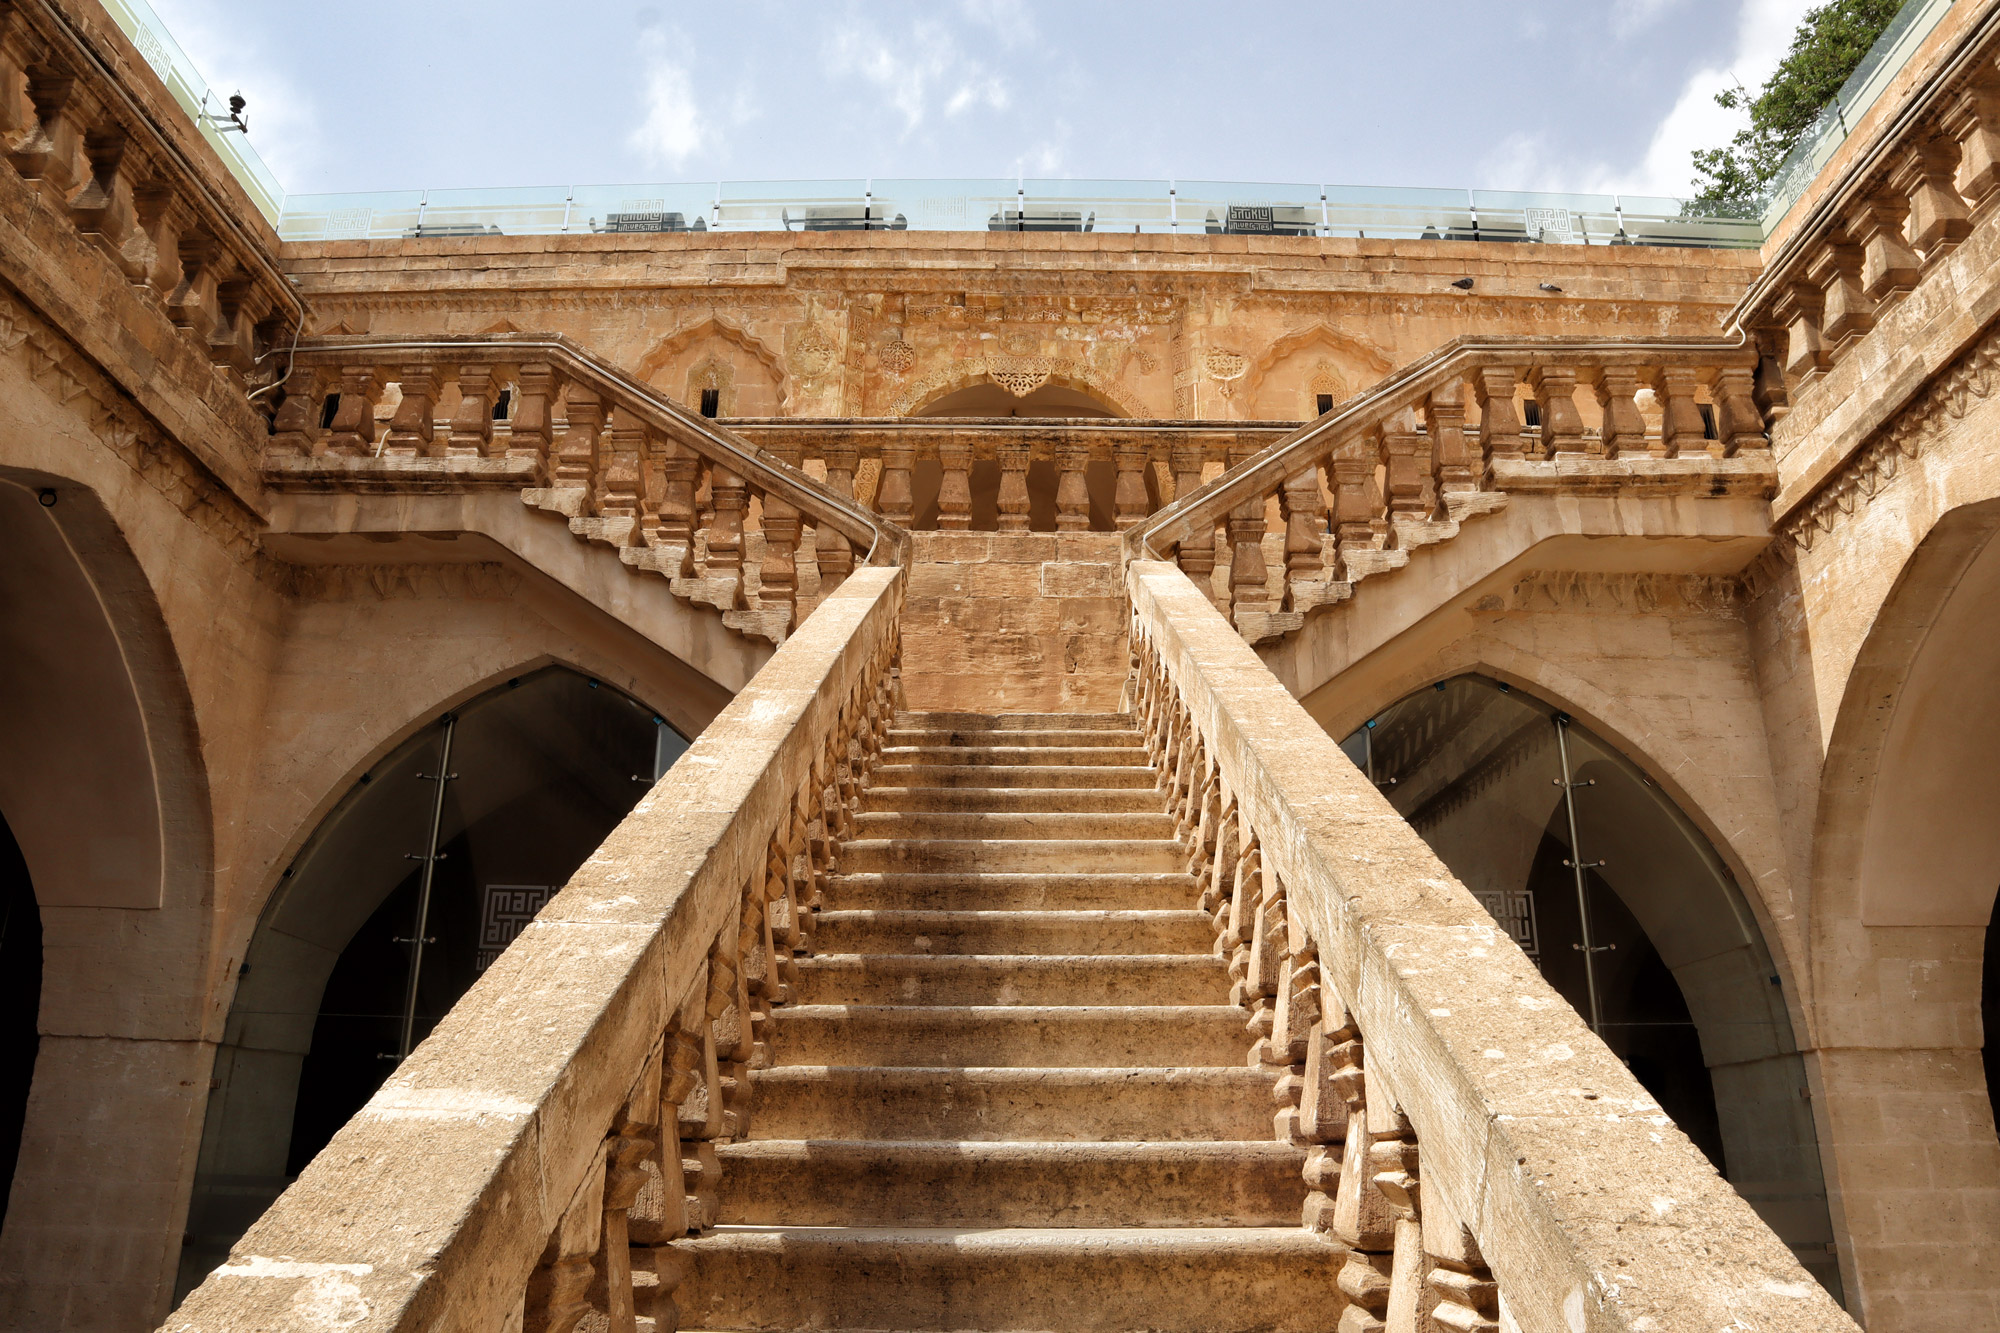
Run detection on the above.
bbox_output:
[288,333,910,570]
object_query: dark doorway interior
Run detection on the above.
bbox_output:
[0,811,40,1231]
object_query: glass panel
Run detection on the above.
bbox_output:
[410,185,570,238]
[277,191,425,242]
[869,178,1019,232]
[716,179,870,232]
[1175,179,1329,236]
[568,183,719,234]
[1021,178,1174,233]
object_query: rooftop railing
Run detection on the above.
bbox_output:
[273,179,1764,249]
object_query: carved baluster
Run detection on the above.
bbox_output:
[1055,442,1091,532]
[524,1144,605,1333]
[594,405,643,523]
[759,446,803,619]
[1855,191,1921,301]
[70,132,140,274]
[1424,1181,1501,1333]
[447,363,496,458]
[995,440,1032,532]
[1169,443,1219,603]
[1471,367,1522,465]
[877,440,915,526]
[267,366,324,459]
[1377,1143,1426,1333]
[1707,366,1767,456]
[1592,367,1646,459]
[323,366,381,457]
[1267,946,1320,1141]
[937,434,973,530]
[1225,490,1271,614]
[8,70,86,203]
[1527,366,1586,458]
[1113,441,1150,529]
[1753,331,1791,422]
[706,463,748,599]
[1221,832,1261,977]
[1298,986,1357,1231]
[1650,367,1708,459]
[1380,411,1428,524]
[556,386,602,489]
[595,1054,660,1333]
[129,185,184,303]
[1894,137,1971,259]
[1278,464,1326,608]
[1947,72,2000,214]
[1810,232,1873,344]
[816,442,859,591]
[208,273,266,373]
[510,362,558,476]
[1242,869,1286,1045]
[1332,1038,1409,1333]
[1425,384,1474,502]
[1772,283,1830,382]
[382,366,439,458]
[1330,447,1378,583]
[653,436,699,578]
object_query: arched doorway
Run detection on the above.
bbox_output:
[0,813,39,1232]
[177,667,688,1297]
[1340,675,1840,1299]
[910,379,1127,530]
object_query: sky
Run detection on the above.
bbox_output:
[148,0,1821,201]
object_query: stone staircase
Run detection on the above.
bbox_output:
[668,710,1337,1331]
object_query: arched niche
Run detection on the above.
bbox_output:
[1241,325,1393,420]
[905,381,1130,531]
[175,667,688,1299]
[915,381,1123,419]
[1340,674,1840,1299]
[637,317,787,417]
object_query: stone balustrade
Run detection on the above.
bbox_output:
[729,417,1293,534]
[1125,336,1774,645]
[266,335,909,644]
[1735,2,2000,402]
[0,0,298,374]
[164,565,905,1333]
[1125,558,1857,1333]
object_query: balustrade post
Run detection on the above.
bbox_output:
[1378,412,1428,521]
[936,434,973,530]
[165,230,222,346]
[595,405,643,518]
[131,185,184,302]
[1708,366,1768,455]
[994,440,1032,532]
[208,275,266,373]
[1471,367,1522,465]
[70,132,140,276]
[323,366,381,457]
[1055,442,1092,532]
[1592,367,1646,459]
[1278,465,1326,604]
[758,476,802,622]
[1113,441,1150,529]
[510,362,558,476]
[1855,191,1922,300]
[524,1146,605,1333]
[596,1060,660,1333]
[654,436,699,578]
[268,366,324,458]
[1947,73,2000,213]
[1423,1184,1501,1333]
[817,443,859,591]
[1650,367,1708,459]
[556,386,602,487]
[877,441,915,526]
[1423,384,1474,500]
[705,463,749,608]
[1168,444,1218,602]
[1329,450,1378,582]
[381,366,439,458]
[448,363,497,458]
[1527,365,1587,458]
[1893,138,1972,257]
[1809,235,1874,344]
[1772,284,1831,381]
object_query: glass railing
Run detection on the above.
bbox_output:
[96,0,286,224]
[1758,0,1956,227]
[277,177,1766,249]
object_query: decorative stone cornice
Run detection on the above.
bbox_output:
[1501,569,1745,617]
[268,560,524,601]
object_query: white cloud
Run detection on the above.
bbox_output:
[145,0,322,192]
[627,29,709,169]
[826,16,1009,137]
[957,0,1038,48]
[1610,0,1687,38]
[1480,0,1818,198]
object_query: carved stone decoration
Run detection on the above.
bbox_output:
[790,325,836,378]
[879,337,915,375]
[989,356,1055,398]
[1205,349,1249,386]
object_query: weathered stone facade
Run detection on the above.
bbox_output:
[3,1,2000,1331]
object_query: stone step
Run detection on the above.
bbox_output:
[824,872,1196,912]
[862,786,1165,814]
[872,764,1159,790]
[665,1226,1341,1332]
[793,955,1225,1006]
[814,909,1213,956]
[714,1140,1307,1228]
[886,728,1142,749]
[881,745,1151,767]
[746,1066,1282,1141]
[838,838,1185,875]
[851,810,1178,841]
[898,711,1136,732]
[768,1005,1249,1068]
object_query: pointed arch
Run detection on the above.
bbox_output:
[896,360,1142,418]
[636,316,789,416]
[1241,323,1396,419]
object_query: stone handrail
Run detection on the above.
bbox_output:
[267,334,911,643]
[1123,336,1771,644]
[2,0,300,368]
[164,564,905,1333]
[1126,558,1857,1333]
[1732,0,2000,396]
